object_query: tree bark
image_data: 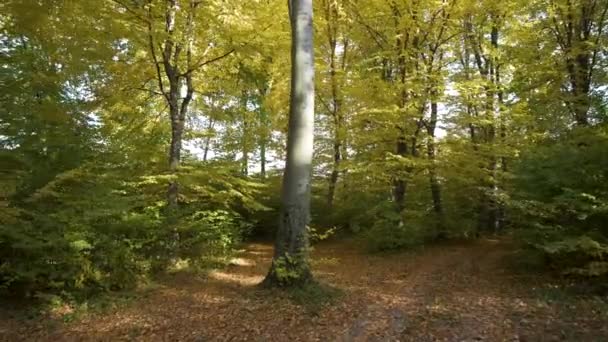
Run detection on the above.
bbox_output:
[241,91,250,176]
[143,0,231,207]
[549,0,603,126]
[260,134,267,179]
[203,118,215,162]
[264,0,315,287]
[323,0,347,208]
[393,132,408,212]
[427,100,445,230]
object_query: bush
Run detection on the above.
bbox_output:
[0,161,263,299]
[360,202,428,252]
[512,125,608,277]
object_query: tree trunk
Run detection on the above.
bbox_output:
[203,118,215,162]
[327,141,340,208]
[259,107,268,179]
[158,0,195,208]
[167,99,183,207]
[323,0,346,208]
[260,137,267,179]
[264,0,315,287]
[427,100,445,231]
[258,84,271,180]
[241,91,249,176]
[393,133,408,212]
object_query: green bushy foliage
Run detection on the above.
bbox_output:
[356,202,428,252]
[0,160,263,298]
[512,125,608,277]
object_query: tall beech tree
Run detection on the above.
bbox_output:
[265,0,315,286]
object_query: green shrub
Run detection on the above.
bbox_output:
[0,161,263,299]
[361,202,428,252]
[512,125,608,277]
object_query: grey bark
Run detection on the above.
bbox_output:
[264,0,315,286]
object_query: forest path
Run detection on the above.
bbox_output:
[2,239,607,341]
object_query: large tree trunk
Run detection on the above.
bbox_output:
[264,0,315,287]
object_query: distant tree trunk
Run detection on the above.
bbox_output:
[241,92,249,176]
[427,100,445,230]
[264,0,315,287]
[327,141,340,207]
[203,118,215,162]
[258,83,272,180]
[323,0,347,208]
[467,15,501,233]
[260,135,267,178]
[393,132,408,212]
[494,23,506,233]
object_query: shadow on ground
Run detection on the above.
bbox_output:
[1,239,607,341]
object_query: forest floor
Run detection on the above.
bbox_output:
[1,238,607,341]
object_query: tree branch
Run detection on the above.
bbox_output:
[181,48,236,77]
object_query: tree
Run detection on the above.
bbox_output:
[264,0,315,286]
[111,0,235,207]
[546,0,608,126]
[318,0,350,208]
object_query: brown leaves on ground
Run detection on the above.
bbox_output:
[1,239,607,341]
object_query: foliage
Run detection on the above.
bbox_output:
[0,160,262,297]
[512,126,608,276]
[2,0,608,301]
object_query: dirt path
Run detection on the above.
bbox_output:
[1,239,607,341]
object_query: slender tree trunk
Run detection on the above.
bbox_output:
[203,118,215,162]
[427,100,444,231]
[241,91,250,175]
[327,141,340,207]
[495,27,507,233]
[323,0,346,208]
[393,132,408,212]
[260,136,267,178]
[157,0,195,208]
[258,84,272,180]
[264,0,315,287]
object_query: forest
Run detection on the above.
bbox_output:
[1,0,608,340]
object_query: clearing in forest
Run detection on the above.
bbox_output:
[1,239,607,341]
